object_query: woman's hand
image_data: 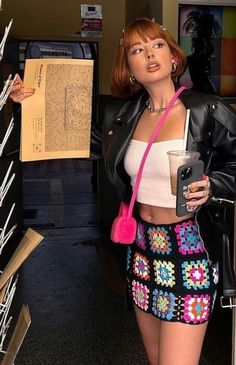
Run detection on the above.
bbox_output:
[9,74,35,103]
[184,175,211,207]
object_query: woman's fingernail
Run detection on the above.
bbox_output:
[189,186,199,193]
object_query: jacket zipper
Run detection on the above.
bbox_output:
[210,196,234,205]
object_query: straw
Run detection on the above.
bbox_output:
[183,108,190,151]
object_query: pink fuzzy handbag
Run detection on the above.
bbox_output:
[110,202,137,244]
[110,87,186,244]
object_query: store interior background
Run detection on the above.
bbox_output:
[0,0,235,364]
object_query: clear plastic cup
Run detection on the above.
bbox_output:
[167,150,200,195]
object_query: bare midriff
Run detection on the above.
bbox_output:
[139,203,194,225]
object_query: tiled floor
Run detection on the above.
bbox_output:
[1,159,233,364]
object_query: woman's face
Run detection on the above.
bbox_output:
[127,36,174,86]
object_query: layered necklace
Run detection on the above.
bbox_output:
[146,99,167,113]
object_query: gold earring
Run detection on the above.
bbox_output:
[129,75,136,85]
[172,63,177,72]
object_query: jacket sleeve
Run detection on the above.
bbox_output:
[90,122,102,159]
[90,96,127,159]
[207,99,236,205]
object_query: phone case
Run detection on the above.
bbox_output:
[176,160,204,217]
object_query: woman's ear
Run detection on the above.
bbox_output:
[171,55,178,64]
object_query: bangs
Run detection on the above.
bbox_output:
[123,21,165,51]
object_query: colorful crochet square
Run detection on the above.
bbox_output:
[136,223,146,249]
[147,226,172,254]
[182,294,211,323]
[182,259,210,290]
[132,280,150,311]
[133,252,150,280]
[152,289,176,320]
[154,260,176,287]
[126,246,132,271]
[174,221,204,255]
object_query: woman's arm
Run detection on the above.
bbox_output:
[207,102,236,203]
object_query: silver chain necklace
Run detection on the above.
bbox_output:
[146,99,167,113]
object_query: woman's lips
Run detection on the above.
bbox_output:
[146,62,160,72]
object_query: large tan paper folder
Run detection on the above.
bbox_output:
[21,58,94,161]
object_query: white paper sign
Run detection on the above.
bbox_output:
[81,4,102,37]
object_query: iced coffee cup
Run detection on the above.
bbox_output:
[167,150,200,195]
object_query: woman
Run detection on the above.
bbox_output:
[101,18,236,365]
[10,18,236,365]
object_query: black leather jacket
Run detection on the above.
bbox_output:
[99,88,236,262]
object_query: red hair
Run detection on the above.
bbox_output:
[111,18,187,97]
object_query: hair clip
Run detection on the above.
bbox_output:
[151,18,156,23]
[119,29,125,45]
[160,25,166,31]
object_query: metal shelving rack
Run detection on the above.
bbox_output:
[0,19,18,356]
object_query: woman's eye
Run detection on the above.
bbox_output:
[154,42,164,48]
[131,48,142,55]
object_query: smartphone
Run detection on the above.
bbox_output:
[176,160,204,217]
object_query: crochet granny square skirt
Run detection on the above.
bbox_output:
[126,216,219,325]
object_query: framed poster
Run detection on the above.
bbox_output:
[178,4,236,98]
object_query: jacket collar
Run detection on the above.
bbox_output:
[179,87,236,135]
[114,91,147,125]
[115,85,236,135]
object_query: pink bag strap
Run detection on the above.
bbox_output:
[127,86,186,219]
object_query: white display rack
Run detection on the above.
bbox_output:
[0,117,14,157]
[0,75,16,111]
[0,160,15,207]
[0,19,13,62]
[0,203,16,255]
[0,274,18,353]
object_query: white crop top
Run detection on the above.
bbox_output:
[124,139,184,208]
